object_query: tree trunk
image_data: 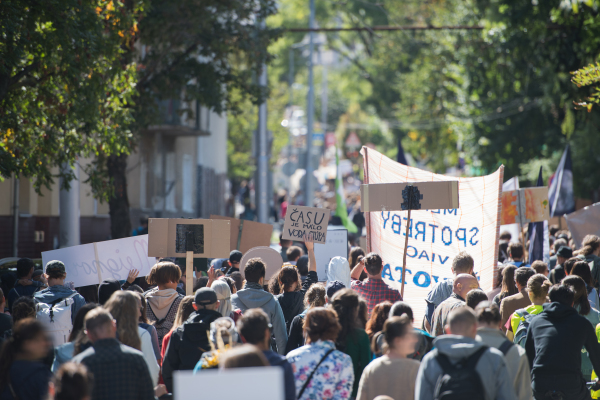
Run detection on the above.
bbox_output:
[107,154,132,239]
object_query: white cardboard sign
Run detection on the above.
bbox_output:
[314,228,348,280]
[41,235,156,287]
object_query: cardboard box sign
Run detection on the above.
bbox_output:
[239,246,283,280]
[281,206,331,244]
[147,218,230,258]
[500,187,549,225]
[360,181,459,212]
[210,215,273,254]
[565,202,600,247]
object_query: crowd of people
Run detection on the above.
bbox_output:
[1,229,600,400]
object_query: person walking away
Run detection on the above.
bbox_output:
[500,267,536,331]
[285,283,326,354]
[72,308,162,400]
[330,289,371,398]
[430,274,479,336]
[475,302,532,400]
[486,265,505,301]
[377,302,433,361]
[575,235,600,290]
[193,317,238,370]
[415,306,515,400]
[133,292,160,362]
[7,258,47,311]
[286,307,354,400]
[162,288,222,393]
[144,262,184,350]
[286,246,303,266]
[571,261,599,309]
[52,303,99,372]
[327,257,351,288]
[221,344,270,368]
[365,301,393,342]
[492,265,518,307]
[357,315,420,400]
[350,253,402,316]
[223,250,242,276]
[532,261,550,277]
[424,252,474,332]
[466,289,489,309]
[48,362,92,400]
[159,296,194,364]
[104,291,159,386]
[505,242,529,268]
[525,285,600,399]
[549,246,573,284]
[231,258,288,354]
[549,238,568,270]
[507,274,551,342]
[0,289,12,342]
[237,309,296,400]
[349,247,367,281]
[0,319,52,400]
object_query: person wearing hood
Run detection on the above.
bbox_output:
[143,261,184,349]
[162,287,222,393]
[327,256,351,288]
[525,284,600,399]
[415,306,515,400]
[231,258,288,354]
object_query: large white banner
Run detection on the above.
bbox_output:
[565,202,600,247]
[42,235,156,287]
[362,147,503,324]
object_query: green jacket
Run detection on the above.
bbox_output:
[338,328,372,398]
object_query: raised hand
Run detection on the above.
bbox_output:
[127,268,140,284]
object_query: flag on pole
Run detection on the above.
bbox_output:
[549,145,575,217]
[528,167,550,264]
[335,148,358,233]
[397,138,408,165]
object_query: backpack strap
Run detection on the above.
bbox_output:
[148,297,180,326]
[464,347,488,370]
[498,340,514,356]
[46,292,79,323]
[297,348,335,399]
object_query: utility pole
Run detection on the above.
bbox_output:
[304,0,315,207]
[256,19,269,223]
[59,162,80,247]
[320,48,328,137]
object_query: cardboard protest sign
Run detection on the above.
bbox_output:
[361,181,459,212]
[239,246,283,280]
[565,202,600,247]
[314,228,348,280]
[41,235,156,288]
[500,187,549,225]
[147,218,230,258]
[361,146,503,325]
[174,368,284,400]
[282,206,331,244]
[210,215,273,254]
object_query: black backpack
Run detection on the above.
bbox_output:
[433,346,488,400]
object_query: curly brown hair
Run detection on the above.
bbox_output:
[365,301,392,340]
[303,307,341,343]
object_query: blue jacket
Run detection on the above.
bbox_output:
[34,285,86,323]
[7,280,45,311]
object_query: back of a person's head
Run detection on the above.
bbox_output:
[571,261,592,286]
[466,289,488,309]
[531,261,548,276]
[296,255,309,276]
[515,267,535,287]
[564,257,579,275]
[366,301,393,337]
[70,303,100,342]
[561,276,590,315]
[279,233,292,247]
[16,258,34,278]
[389,301,414,321]
[499,231,512,241]
[172,295,195,329]
[286,246,303,261]
[244,258,266,283]
[581,235,600,256]
[0,318,45,386]
[146,261,181,286]
[363,252,383,275]
[97,279,121,305]
[508,242,524,260]
[554,238,567,252]
[194,276,209,292]
[330,289,359,343]
[501,265,517,295]
[237,308,269,345]
[447,306,477,336]
[303,307,341,343]
[277,266,301,293]
[52,362,92,400]
[210,317,238,348]
[84,308,115,340]
[220,344,269,369]
[548,284,575,306]
[11,296,36,322]
[229,272,244,291]
[527,274,551,300]
[452,252,474,274]
[304,283,326,309]
[349,247,365,267]
[382,315,412,349]
[474,301,501,326]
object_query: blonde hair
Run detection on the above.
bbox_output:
[172,296,195,330]
[103,291,141,351]
[211,280,232,318]
[527,274,552,300]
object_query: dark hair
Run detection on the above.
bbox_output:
[53,362,93,400]
[562,276,591,316]
[531,261,548,275]
[296,255,309,276]
[330,289,359,346]
[527,274,552,300]
[277,266,301,293]
[11,296,36,322]
[47,269,67,280]
[126,284,144,294]
[571,261,593,286]
[548,284,575,306]
[69,303,100,342]
[193,276,209,292]
[0,319,46,391]
[146,262,181,286]
[16,258,34,278]
[452,252,474,274]
[237,309,269,345]
[365,301,392,340]
[364,253,383,275]
[349,247,365,270]
[304,283,326,308]
[286,246,303,261]
[508,242,524,260]
[564,257,579,275]
[230,272,244,291]
[267,274,280,295]
[474,301,501,325]
[580,235,600,257]
[466,289,488,309]
[447,306,477,334]
[219,277,236,294]
[389,301,414,321]
[279,233,292,247]
[357,297,368,329]
[554,238,567,252]
[303,307,341,343]
[221,344,269,368]
[499,265,518,299]
[382,315,412,349]
[244,258,266,283]
[493,265,505,290]
[499,231,512,241]
[515,267,535,287]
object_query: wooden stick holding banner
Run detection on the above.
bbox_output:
[186,231,194,296]
[400,185,422,298]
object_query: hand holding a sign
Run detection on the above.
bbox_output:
[304,233,317,274]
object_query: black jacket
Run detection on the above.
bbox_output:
[285,313,306,354]
[275,271,318,332]
[162,309,222,393]
[525,302,600,398]
[549,265,566,285]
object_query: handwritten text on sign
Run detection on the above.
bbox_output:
[282,206,331,244]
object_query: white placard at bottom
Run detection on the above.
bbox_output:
[314,227,348,280]
[174,367,284,400]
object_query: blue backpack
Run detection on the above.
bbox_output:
[513,309,536,348]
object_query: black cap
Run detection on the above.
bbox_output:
[195,287,218,305]
[557,246,573,259]
[98,279,122,305]
[229,250,243,263]
[326,280,346,298]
